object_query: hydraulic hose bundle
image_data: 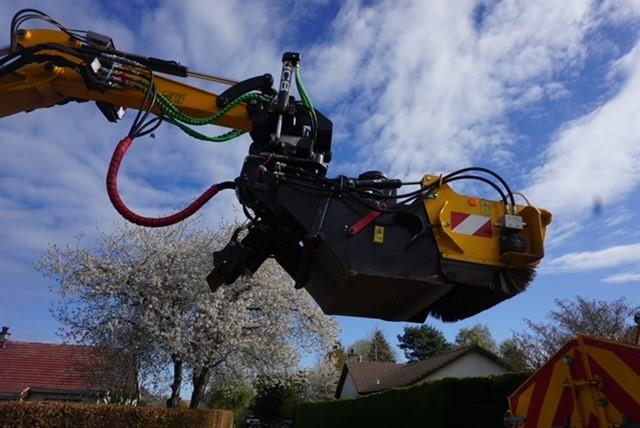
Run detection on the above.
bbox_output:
[2,9,278,227]
[105,63,270,227]
[106,137,237,227]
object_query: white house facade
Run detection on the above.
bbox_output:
[336,345,513,399]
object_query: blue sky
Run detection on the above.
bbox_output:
[2,0,640,364]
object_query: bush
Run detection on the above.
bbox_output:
[209,382,256,426]
[253,375,303,424]
[295,373,529,428]
[0,401,233,428]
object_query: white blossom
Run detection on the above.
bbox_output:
[37,219,339,393]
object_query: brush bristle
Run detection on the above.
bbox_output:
[428,266,537,322]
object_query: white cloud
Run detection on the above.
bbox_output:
[544,219,586,248]
[306,0,600,177]
[525,43,640,215]
[544,242,640,272]
[603,206,634,228]
[138,0,285,78]
[544,82,572,101]
[599,0,640,25]
[602,271,640,283]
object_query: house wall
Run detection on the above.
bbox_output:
[421,352,509,383]
[339,373,359,399]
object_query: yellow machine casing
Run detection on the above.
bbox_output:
[422,174,552,269]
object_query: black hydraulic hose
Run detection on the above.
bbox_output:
[444,167,515,207]
[443,175,508,206]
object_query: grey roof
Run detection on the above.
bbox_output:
[340,361,402,395]
[336,345,513,397]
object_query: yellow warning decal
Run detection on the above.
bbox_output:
[374,225,384,243]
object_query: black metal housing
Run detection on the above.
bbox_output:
[207,53,526,323]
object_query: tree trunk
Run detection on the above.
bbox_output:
[189,366,210,409]
[166,356,183,408]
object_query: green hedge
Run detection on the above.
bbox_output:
[296,373,529,428]
[0,401,233,428]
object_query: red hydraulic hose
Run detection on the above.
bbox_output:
[106,137,235,227]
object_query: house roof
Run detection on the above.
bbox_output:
[339,361,403,396]
[0,340,113,394]
[336,345,514,397]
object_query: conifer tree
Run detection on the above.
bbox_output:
[367,329,396,362]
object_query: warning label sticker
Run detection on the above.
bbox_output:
[451,212,492,238]
[373,225,385,243]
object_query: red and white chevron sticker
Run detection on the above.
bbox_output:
[451,212,493,238]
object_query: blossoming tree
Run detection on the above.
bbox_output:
[38,219,338,408]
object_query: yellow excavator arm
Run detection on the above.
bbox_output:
[0,28,252,130]
[1,9,552,323]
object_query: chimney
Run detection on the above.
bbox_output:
[347,349,363,363]
[0,327,10,348]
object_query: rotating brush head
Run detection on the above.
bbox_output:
[494,266,537,295]
[428,266,537,322]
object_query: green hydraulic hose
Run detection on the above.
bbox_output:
[294,65,317,141]
[138,79,270,142]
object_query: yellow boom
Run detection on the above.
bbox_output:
[0,29,252,131]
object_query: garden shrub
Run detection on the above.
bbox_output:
[295,373,529,428]
[0,401,233,428]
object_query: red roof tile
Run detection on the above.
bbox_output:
[0,341,111,393]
